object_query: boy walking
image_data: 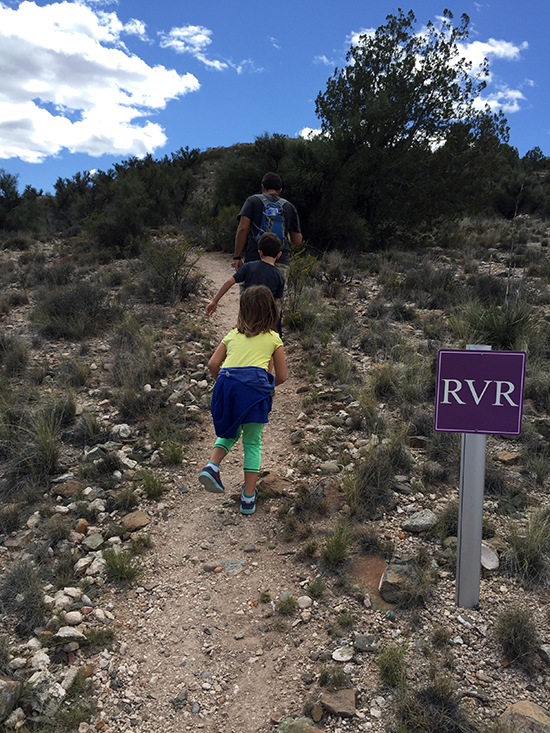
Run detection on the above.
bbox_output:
[206,233,285,317]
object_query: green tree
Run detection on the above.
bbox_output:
[0,169,20,230]
[314,9,509,244]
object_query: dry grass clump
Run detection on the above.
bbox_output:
[31,280,115,339]
[494,605,540,669]
[502,508,550,586]
[322,522,352,568]
[0,560,46,635]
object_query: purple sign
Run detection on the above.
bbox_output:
[434,349,526,435]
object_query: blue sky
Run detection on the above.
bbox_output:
[0,0,548,194]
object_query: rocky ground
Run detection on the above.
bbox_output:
[1,246,550,732]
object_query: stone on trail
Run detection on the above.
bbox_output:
[320,688,357,717]
[499,700,550,732]
[121,510,151,532]
[0,677,21,724]
[401,509,438,533]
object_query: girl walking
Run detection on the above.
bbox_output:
[199,285,287,514]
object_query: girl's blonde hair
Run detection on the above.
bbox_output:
[236,285,278,337]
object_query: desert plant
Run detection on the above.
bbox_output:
[394,547,436,609]
[377,642,407,688]
[102,548,142,583]
[115,488,140,511]
[277,595,297,616]
[322,522,352,568]
[503,508,550,585]
[161,441,184,465]
[449,301,535,350]
[140,469,165,499]
[0,503,21,533]
[259,590,271,603]
[350,445,397,519]
[59,358,90,387]
[0,331,29,376]
[494,605,540,668]
[140,236,201,303]
[31,280,114,339]
[395,670,479,733]
[306,577,324,600]
[0,560,46,635]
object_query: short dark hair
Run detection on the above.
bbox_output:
[261,172,282,191]
[258,232,282,258]
[236,285,278,336]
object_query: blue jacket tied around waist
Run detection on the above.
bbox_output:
[210,366,275,439]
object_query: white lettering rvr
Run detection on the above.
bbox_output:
[441,379,519,407]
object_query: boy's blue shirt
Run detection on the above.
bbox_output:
[210,366,275,439]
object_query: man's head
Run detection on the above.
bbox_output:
[261,172,282,192]
[258,232,282,259]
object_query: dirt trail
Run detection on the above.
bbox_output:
[100,252,306,733]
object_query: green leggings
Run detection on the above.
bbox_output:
[214,422,264,473]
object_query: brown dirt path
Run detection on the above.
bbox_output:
[100,252,307,733]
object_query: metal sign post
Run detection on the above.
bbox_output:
[456,344,490,608]
[434,345,526,608]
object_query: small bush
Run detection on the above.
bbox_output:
[0,560,46,635]
[0,331,29,376]
[449,301,535,350]
[322,522,352,568]
[103,548,142,583]
[277,595,297,616]
[377,643,407,688]
[494,605,540,668]
[140,237,201,303]
[503,509,550,585]
[140,469,165,499]
[31,281,114,339]
[351,446,397,519]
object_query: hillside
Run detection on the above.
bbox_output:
[0,229,550,732]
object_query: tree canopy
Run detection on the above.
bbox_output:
[315,9,492,154]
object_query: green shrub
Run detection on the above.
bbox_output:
[0,561,46,635]
[494,605,540,668]
[322,522,352,568]
[319,664,351,690]
[31,281,114,339]
[103,548,142,583]
[140,469,165,499]
[140,237,201,303]
[503,509,550,585]
[449,301,535,350]
[350,445,397,519]
[377,643,407,688]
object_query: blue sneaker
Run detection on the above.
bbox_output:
[240,489,258,515]
[199,466,225,494]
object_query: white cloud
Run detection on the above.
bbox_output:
[477,87,526,114]
[313,55,334,66]
[459,38,528,77]
[159,25,228,71]
[298,127,323,140]
[0,1,199,163]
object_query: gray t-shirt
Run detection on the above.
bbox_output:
[238,193,301,266]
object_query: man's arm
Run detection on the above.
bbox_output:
[234,216,251,270]
[289,231,302,247]
[206,276,236,316]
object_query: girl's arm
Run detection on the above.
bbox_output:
[208,343,227,379]
[272,345,287,386]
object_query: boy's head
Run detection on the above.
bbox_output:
[258,232,282,259]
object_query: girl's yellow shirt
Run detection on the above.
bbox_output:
[221,329,283,371]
